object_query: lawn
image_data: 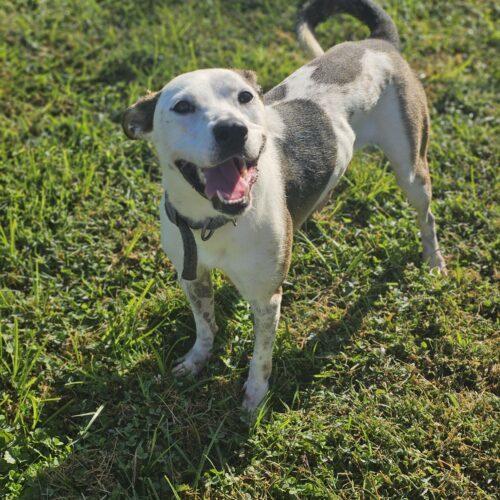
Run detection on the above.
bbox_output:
[1,0,498,497]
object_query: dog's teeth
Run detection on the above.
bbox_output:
[216,190,246,205]
[197,166,206,182]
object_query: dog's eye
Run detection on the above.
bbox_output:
[238,91,254,104]
[172,100,195,114]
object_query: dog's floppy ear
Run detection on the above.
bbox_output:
[122,90,161,140]
[233,69,262,95]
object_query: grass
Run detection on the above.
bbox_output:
[0,0,498,497]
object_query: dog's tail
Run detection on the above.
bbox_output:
[296,0,400,58]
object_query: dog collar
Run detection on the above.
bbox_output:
[163,192,237,280]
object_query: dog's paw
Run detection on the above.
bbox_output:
[171,358,198,377]
[172,349,209,377]
[242,380,268,414]
[428,251,447,276]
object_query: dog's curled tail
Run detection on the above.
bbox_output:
[296,0,400,58]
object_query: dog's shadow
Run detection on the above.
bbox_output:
[274,255,408,408]
[27,239,410,496]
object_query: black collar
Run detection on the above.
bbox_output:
[163,192,237,280]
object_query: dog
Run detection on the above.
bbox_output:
[122,0,446,413]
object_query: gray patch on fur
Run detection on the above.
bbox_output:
[309,39,396,86]
[262,361,272,379]
[310,42,364,85]
[275,99,337,227]
[264,84,288,105]
[193,281,212,298]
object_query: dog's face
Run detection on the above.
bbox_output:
[123,69,266,216]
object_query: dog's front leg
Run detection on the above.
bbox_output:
[172,269,218,377]
[242,289,282,413]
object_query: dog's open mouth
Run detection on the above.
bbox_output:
[175,157,259,214]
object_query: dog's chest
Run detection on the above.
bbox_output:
[160,204,286,300]
[201,220,286,298]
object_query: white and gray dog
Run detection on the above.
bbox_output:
[122,0,446,412]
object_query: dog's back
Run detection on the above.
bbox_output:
[265,38,403,226]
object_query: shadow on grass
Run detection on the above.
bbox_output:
[273,247,410,410]
[20,281,252,497]
[23,239,411,497]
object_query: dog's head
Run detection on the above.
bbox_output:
[123,69,266,216]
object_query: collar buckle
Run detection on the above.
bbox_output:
[200,221,215,241]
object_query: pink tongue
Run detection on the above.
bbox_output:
[203,159,249,201]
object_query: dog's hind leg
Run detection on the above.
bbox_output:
[394,156,447,273]
[242,289,282,413]
[373,83,446,273]
[172,268,218,377]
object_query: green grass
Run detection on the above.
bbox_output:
[1,0,498,497]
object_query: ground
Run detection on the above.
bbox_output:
[0,0,498,497]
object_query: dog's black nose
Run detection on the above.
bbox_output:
[213,121,248,148]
